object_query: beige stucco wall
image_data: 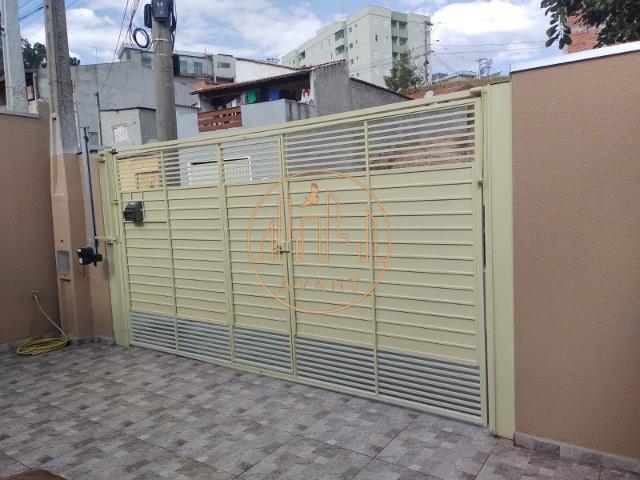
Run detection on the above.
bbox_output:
[512,51,640,459]
[0,105,114,346]
[0,104,60,345]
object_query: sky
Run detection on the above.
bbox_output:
[19,0,563,76]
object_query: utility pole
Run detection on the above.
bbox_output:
[151,0,177,141]
[1,0,28,111]
[45,0,76,152]
[423,19,432,85]
[44,0,94,340]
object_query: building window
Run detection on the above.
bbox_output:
[349,42,353,49]
[348,26,352,33]
[349,58,354,65]
[193,61,203,74]
[336,45,345,54]
[179,60,188,74]
[375,34,378,42]
[125,50,131,60]
[335,29,344,40]
[217,61,231,69]
[299,51,306,59]
[141,54,152,67]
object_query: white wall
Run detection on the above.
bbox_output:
[176,106,199,138]
[235,60,297,82]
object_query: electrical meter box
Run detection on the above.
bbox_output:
[144,4,152,28]
[151,0,171,21]
[123,201,144,223]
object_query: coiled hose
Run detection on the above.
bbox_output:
[17,292,68,356]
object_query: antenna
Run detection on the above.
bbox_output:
[477,57,492,77]
[88,45,99,63]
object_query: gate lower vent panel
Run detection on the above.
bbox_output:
[130,311,176,350]
[377,350,482,418]
[234,327,292,371]
[177,319,231,361]
[295,337,376,392]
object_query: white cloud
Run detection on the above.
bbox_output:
[418,0,561,74]
[20,0,561,72]
[397,0,428,6]
[23,0,323,65]
[168,0,324,57]
[65,8,123,62]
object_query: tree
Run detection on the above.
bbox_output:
[384,52,424,93]
[21,39,80,69]
[542,0,640,49]
[22,39,47,69]
[1,40,80,75]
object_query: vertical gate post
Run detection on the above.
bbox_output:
[217,143,237,362]
[279,134,299,375]
[98,150,130,346]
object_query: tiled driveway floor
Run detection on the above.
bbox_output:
[0,345,637,480]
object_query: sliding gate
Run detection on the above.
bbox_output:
[104,94,487,424]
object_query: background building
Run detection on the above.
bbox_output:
[118,44,236,83]
[118,45,298,84]
[194,61,408,132]
[32,62,198,149]
[281,5,430,87]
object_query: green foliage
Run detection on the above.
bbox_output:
[22,39,47,69]
[20,39,80,69]
[22,38,47,69]
[542,0,640,49]
[384,52,424,94]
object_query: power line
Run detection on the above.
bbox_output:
[433,45,547,55]
[348,40,547,75]
[433,40,546,47]
[19,4,44,21]
[19,0,84,39]
[98,0,130,94]
[430,51,457,74]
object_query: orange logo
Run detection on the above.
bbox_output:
[247,169,391,314]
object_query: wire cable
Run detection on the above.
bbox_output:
[98,0,131,94]
[431,50,457,73]
[17,292,68,356]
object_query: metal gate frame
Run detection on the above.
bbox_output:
[98,84,515,437]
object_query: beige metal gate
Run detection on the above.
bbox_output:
[102,92,488,424]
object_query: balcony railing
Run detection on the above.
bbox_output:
[198,106,242,133]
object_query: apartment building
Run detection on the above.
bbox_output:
[281,5,430,87]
